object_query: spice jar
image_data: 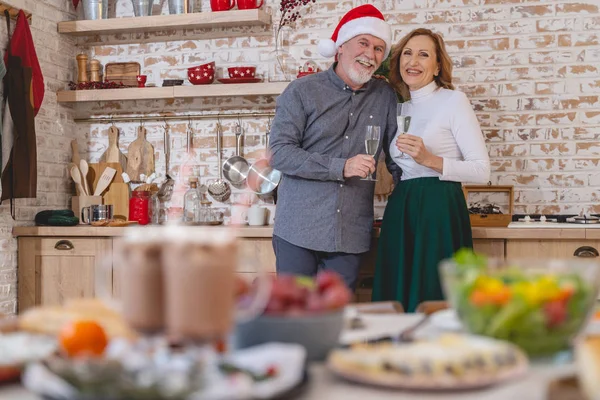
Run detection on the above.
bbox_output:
[129,190,151,225]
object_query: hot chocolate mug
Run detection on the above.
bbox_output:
[102,226,271,341]
[236,0,263,9]
[210,0,235,11]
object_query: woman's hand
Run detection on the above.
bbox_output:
[395,134,443,173]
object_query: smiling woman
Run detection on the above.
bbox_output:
[372,28,491,312]
[389,28,455,101]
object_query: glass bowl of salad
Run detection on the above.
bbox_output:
[440,249,600,356]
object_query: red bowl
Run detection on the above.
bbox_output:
[188,63,215,85]
[228,66,256,79]
[188,61,215,72]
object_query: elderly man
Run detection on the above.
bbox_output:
[268,4,400,290]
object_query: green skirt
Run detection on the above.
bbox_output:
[372,177,473,312]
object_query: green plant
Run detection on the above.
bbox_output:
[375,55,403,102]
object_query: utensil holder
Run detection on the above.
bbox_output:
[131,0,154,16]
[71,196,103,225]
[82,0,108,20]
[168,0,196,14]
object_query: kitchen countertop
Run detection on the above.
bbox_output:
[11,225,597,239]
[12,225,276,238]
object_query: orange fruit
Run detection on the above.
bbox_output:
[59,320,108,358]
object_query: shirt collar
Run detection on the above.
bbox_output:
[327,62,370,93]
[409,80,438,102]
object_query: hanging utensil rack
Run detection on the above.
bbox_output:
[1,2,32,24]
[74,112,275,124]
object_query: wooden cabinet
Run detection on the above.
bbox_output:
[473,239,505,258]
[16,229,597,314]
[237,238,276,277]
[17,237,112,313]
[506,240,600,259]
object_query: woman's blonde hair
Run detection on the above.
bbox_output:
[389,28,454,101]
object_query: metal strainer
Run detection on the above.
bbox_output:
[208,121,231,202]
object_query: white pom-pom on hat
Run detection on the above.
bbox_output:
[317,38,338,58]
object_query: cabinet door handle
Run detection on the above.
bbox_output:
[574,246,599,258]
[54,240,74,251]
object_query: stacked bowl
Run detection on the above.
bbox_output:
[187,61,216,85]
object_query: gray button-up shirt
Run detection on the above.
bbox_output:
[269,64,400,254]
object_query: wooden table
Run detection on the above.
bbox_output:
[1,312,587,400]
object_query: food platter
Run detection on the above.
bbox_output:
[328,334,528,390]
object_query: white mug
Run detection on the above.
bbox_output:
[231,205,249,225]
[247,206,266,226]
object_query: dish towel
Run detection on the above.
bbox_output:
[0,57,6,172]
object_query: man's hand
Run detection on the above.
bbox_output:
[344,155,376,179]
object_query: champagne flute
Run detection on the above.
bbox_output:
[397,102,413,159]
[362,125,380,181]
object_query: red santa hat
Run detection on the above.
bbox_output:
[317,4,392,59]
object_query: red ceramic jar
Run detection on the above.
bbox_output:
[129,190,151,225]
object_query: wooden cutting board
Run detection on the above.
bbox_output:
[104,62,140,87]
[70,140,81,165]
[374,156,394,196]
[99,126,128,172]
[70,140,82,196]
[103,182,130,221]
[126,126,155,183]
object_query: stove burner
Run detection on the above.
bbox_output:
[569,216,600,224]
[512,214,600,224]
[512,214,577,223]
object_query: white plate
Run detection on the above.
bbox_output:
[327,334,529,391]
[429,309,463,331]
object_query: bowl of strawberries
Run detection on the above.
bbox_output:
[233,271,352,361]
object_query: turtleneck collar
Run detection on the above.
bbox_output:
[409,80,438,103]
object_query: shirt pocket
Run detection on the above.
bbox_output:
[364,109,387,130]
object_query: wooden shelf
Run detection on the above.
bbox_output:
[174,82,289,98]
[57,9,271,36]
[56,82,289,103]
[57,86,174,103]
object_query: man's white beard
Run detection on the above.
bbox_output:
[343,58,377,86]
[347,66,373,85]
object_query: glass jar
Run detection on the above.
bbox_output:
[268,25,296,82]
[149,193,160,225]
[183,177,201,224]
[129,190,151,225]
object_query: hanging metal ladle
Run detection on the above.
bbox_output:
[207,120,231,202]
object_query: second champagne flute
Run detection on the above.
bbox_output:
[362,125,380,181]
[397,102,412,159]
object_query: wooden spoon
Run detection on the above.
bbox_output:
[79,160,91,196]
[70,165,86,196]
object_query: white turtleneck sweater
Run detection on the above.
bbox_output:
[390,81,491,183]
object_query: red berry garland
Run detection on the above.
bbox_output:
[278,0,316,29]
